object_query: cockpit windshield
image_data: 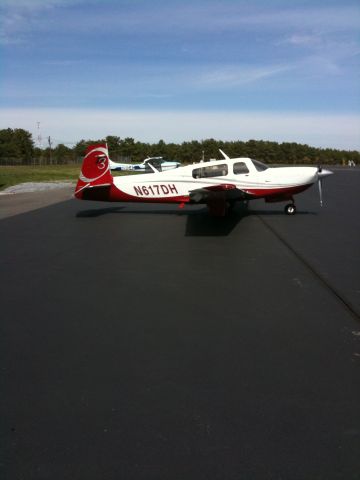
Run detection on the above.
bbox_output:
[252,159,268,172]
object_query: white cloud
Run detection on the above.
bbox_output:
[0,0,88,44]
[286,34,322,47]
[100,5,360,33]
[235,7,360,31]
[103,5,359,33]
[2,0,84,7]
[3,2,359,39]
[196,65,292,88]
[1,108,359,151]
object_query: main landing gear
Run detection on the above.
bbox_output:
[284,203,296,215]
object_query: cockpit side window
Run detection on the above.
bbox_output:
[192,164,228,179]
[252,159,268,172]
[233,162,249,175]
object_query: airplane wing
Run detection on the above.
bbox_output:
[143,157,180,172]
[109,159,144,171]
[142,157,161,173]
[189,183,247,203]
[143,157,162,165]
[189,184,248,216]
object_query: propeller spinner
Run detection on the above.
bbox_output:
[317,166,333,207]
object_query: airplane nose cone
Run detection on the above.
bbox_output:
[317,168,333,179]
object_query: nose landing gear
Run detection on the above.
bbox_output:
[284,203,296,215]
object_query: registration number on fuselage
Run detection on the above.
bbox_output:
[133,184,178,197]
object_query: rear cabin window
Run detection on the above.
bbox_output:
[192,163,228,179]
[233,162,249,175]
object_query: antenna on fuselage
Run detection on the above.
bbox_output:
[219,149,230,160]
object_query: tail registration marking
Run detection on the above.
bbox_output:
[133,184,178,196]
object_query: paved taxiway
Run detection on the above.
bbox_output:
[1,169,360,479]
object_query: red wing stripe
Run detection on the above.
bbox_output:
[203,184,237,191]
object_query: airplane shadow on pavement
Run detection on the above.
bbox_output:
[76,205,246,236]
[184,210,246,236]
[184,208,314,236]
[76,206,127,218]
[75,204,314,237]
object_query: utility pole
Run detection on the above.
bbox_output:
[36,122,43,165]
[48,136,52,165]
[36,122,42,148]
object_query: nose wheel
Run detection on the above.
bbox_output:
[284,203,296,215]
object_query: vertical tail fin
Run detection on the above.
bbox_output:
[75,144,113,199]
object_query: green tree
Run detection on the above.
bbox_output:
[73,139,103,160]
[120,137,135,157]
[54,144,74,164]
[105,136,122,158]
[0,128,34,164]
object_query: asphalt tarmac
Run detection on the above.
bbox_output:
[1,169,360,479]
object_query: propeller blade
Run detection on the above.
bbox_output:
[318,178,323,207]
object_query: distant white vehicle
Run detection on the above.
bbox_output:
[109,156,181,173]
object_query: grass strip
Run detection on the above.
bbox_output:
[0,165,136,191]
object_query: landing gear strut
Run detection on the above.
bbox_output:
[284,203,296,215]
[227,200,236,213]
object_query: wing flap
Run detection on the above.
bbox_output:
[189,184,246,203]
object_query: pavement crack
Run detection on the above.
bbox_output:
[257,215,360,323]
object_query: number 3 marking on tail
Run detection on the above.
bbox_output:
[96,157,106,170]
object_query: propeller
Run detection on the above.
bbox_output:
[317,166,333,207]
[318,173,323,207]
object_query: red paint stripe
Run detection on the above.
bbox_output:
[245,183,313,198]
[205,184,237,191]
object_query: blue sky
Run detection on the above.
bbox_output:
[1,0,360,149]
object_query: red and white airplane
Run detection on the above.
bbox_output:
[75,144,333,216]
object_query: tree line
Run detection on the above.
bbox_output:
[1,128,359,166]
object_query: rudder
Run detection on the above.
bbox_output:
[75,144,113,199]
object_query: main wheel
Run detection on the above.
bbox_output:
[285,203,296,215]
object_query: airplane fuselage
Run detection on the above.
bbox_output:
[106,157,318,203]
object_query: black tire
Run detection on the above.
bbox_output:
[285,203,296,215]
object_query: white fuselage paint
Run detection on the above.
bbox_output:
[113,157,319,200]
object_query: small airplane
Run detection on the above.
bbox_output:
[75,144,333,216]
[109,157,181,172]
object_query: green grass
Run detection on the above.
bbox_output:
[0,164,136,191]
[0,165,80,191]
